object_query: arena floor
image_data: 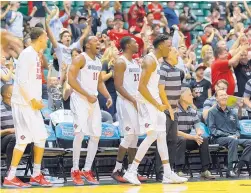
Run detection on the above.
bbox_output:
[1,179,251,193]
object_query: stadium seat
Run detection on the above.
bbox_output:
[239,120,251,139]
[41,107,53,124]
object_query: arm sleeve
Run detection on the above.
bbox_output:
[22,13,32,22]
[5,11,12,25]
[208,111,229,138]
[214,60,230,72]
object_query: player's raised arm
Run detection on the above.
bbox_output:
[114,58,137,108]
[138,56,160,108]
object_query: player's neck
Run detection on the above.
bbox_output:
[30,43,41,53]
[123,52,133,62]
[153,50,162,60]
[85,50,96,60]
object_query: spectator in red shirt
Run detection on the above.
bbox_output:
[147,2,163,21]
[201,24,223,47]
[59,1,71,28]
[212,46,248,95]
[110,14,128,35]
[128,1,146,34]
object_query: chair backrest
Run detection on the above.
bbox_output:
[239,120,251,139]
[41,107,53,120]
[190,122,210,138]
[100,123,120,140]
[46,124,57,142]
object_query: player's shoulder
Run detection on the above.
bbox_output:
[72,53,85,65]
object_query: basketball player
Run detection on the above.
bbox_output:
[3,27,52,188]
[123,35,188,185]
[111,36,146,182]
[68,36,113,186]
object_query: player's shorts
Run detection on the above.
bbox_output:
[12,103,48,145]
[137,97,166,133]
[116,96,145,136]
[70,93,102,137]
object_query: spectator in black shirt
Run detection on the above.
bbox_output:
[102,18,114,35]
[98,46,119,120]
[191,65,212,109]
[234,50,251,97]
[77,1,101,35]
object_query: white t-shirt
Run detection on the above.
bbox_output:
[98,8,114,32]
[12,46,42,105]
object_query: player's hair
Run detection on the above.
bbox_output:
[1,84,12,97]
[71,48,81,55]
[35,22,44,29]
[120,36,132,51]
[30,27,45,41]
[152,34,169,49]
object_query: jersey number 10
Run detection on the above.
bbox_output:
[134,74,139,81]
[93,72,98,80]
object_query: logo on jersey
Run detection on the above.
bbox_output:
[36,55,42,80]
[20,135,26,140]
[145,123,150,128]
[87,65,102,71]
[125,126,131,131]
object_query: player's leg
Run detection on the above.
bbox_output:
[124,130,158,185]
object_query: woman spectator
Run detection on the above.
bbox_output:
[228,6,248,27]
[98,46,119,121]
[200,45,215,83]
[1,56,14,88]
[147,2,163,22]
[206,6,221,27]
[128,1,146,34]
[181,4,197,24]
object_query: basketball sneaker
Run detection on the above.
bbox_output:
[29,174,52,187]
[3,177,31,188]
[162,171,188,184]
[123,170,141,185]
[81,170,99,185]
[71,170,85,186]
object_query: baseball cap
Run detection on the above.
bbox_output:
[195,64,207,72]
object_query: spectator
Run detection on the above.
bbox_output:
[1,3,11,29]
[128,1,146,34]
[226,29,237,50]
[23,36,32,48]
[181,4,197,24]
[77,1,101,35]
[147,2,163,22]
[178,14,201,48]
[212,45,248,95]
[28,1,50,27]
[244,79,251,118]
[6,1,37,39]
[164,1,179,28]
[102,18,114,35]
[59,1,72,28]
[46,16,91,75]
[98,1,120,32]
[110,14,128,34]
[208,89,251,177]
[206,6,221,27]
[190,65,212,110]
[48,5,70,41]
[1,56,14,88]
[98,46,119,120]
[201,24,223,47]
[234,50,251,97]
[217,18,229,38]
[148,24,161,44]
[228,5,248,27]
[175,87,214,179]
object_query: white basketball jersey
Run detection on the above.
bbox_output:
[119,55,141,96]
[74,52,102,96]
[145,52,160,100]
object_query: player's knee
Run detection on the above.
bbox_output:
[146,130,158,142]
[14,143,27,152]
[89,136,100,144]
[121,135,135,148]
[34,140,46,148]
[129,135,138,148]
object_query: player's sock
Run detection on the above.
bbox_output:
[163,163,172,176]
[7,166,17,180]
[113,161,123,173]
[84,136,99,171]
[128,161,139,172]
[32,164,41,177]
[72,132,84,171]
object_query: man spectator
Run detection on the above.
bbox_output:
[234,50,251,97]
[77,1,101,35]
[208,89,251,177]
[110,14,129,35]
[212,45,248,95]
[244,79,251,118]
[175,87,214,179]
[201,24,223,48]
[102,18,114,35]
[128,1,146,34]
[164,1,179,28]
[147,2,163,22]
[190,65,212,110]
[157,47,182,180]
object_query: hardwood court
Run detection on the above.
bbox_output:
[1,180,251,193]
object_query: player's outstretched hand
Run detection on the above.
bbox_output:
[106,97,113,109]
[30,99,44,110]
[87,95,97,104]
[157,104,169,112]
